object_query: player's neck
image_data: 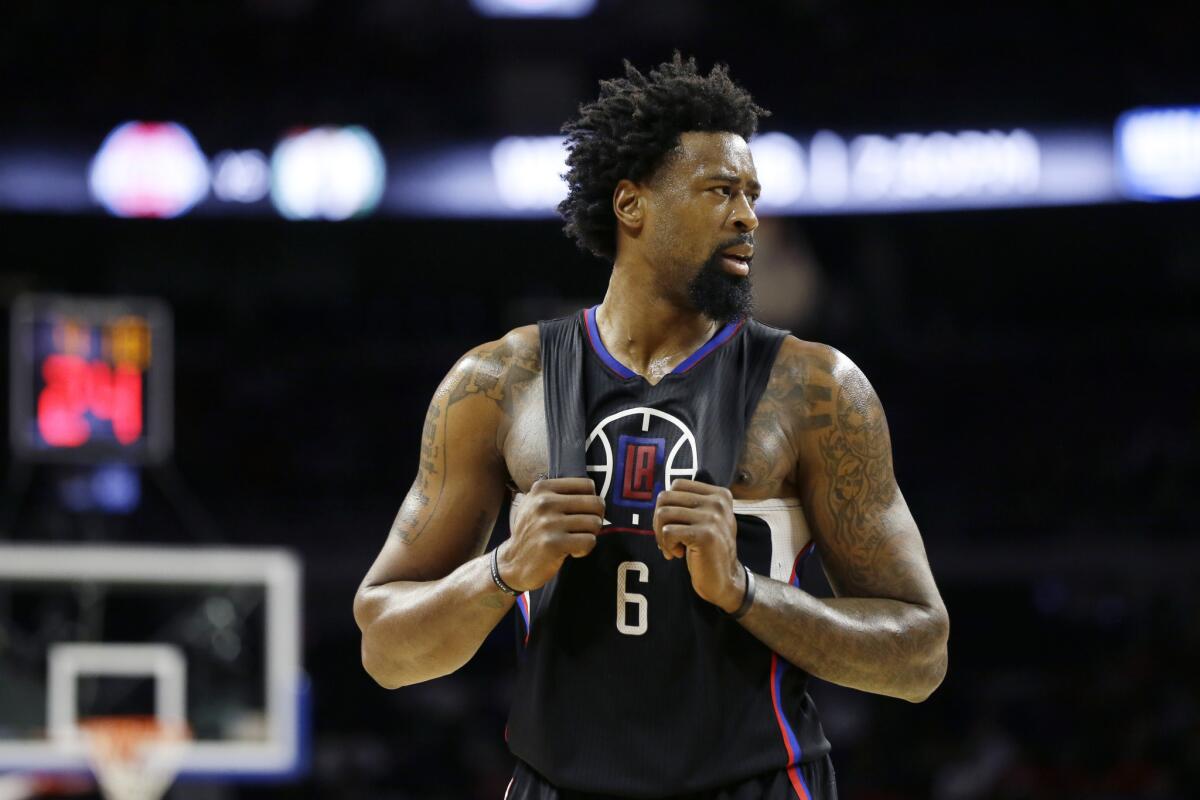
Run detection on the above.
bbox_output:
[596,263,718,378]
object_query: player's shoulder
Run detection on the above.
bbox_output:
[434,326,543,434]
[451,324,542,381]
[768,334,882,409]
[492,324,541,365]
[769,334,840,385]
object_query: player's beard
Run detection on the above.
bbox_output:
[686,239,755,323]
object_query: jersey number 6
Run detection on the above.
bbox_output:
[616,561,648,636]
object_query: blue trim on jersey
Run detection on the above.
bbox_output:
[673,318,744,373]
[773,658,803,758]
[517,592,531,644]
[774,543,817,798]
[584,306,637,379]
[583,306,744,379]
[795,542,815,575]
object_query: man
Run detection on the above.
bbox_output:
[354,55,949,799]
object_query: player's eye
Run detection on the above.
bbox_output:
[711,186,732,197]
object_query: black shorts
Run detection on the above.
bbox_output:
[505,757,837,800]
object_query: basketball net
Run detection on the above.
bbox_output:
[80,717,191,800]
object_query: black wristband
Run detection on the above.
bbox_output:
[729,564,756,620]
[490,546,521,596]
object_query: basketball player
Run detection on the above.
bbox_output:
[354,55,949,799]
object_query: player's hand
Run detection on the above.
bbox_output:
[652,478,746,614]
[497,477,603,592]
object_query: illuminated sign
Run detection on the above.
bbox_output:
[749,129,1043,211]
[212,149,271,203]
[490,136,569,210]
[469,0,595,17]
[0,123,1132,218]
[481,129,1051,216]
[1116,106,1200,200]
[9,295,172,464]
[89,121,210,218]
[270,126,386,220]
[748,132,807,206]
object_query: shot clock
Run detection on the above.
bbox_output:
[9,294,172,464]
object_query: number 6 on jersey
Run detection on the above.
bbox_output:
[616,561,648,635]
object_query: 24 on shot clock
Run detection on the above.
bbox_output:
[10,293,172,464]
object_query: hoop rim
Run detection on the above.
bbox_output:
[80,716,194,800]
[79,715,192,768]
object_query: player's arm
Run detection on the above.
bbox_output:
[353,328,601,689]
[653,338,948,703]
[742,339,948,702]
[353,335,517,689]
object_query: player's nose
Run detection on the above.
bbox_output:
[731,193,758,233]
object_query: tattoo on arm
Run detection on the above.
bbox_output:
[811,363,898,591]
[735,344,948,700]
[390,404,439,544]
[390,333,541,545]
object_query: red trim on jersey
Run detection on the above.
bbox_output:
[786,765,812,799]
[516,592,531,645]
[770,543,817,799]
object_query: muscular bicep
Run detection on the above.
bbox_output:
[793,345,943,610]
[360,342,523,589]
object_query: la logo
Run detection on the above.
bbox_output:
[585,407,699,529]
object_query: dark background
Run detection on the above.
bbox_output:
[2,2,1199,799]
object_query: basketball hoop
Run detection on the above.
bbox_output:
[80,716,191,800]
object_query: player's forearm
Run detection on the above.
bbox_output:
[354,552,514,689]
[739,576,949,703]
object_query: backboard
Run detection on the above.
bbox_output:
[0,543,306,780]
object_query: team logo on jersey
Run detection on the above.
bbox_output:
[615,435,664,508]
[585,407,698,528]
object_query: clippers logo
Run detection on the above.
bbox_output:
[586,407,698,529]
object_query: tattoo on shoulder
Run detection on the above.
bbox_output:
[735,342,834,492]
[768,344,835,431]
[390,333,540,545]
[446,334,541,415]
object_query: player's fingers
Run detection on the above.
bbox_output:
[652,506,702,558]
[559,514,603,534]
[652,510,668,557]
[660,525,693,559]
[561,532,598,558]
[654,489,703,510]
[653,504,704,530]
[669,478,729,498]
[535,477,599,495]
[549,493,606,516]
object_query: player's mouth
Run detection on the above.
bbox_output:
[719,246,754,277]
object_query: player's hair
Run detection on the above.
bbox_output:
[558,53,769,261]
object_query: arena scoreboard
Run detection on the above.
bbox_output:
[9,294,172,464]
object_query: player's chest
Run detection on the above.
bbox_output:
[501,374,798,500]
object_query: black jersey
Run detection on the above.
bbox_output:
[506,307,831,798]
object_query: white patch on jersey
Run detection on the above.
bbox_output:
[732,497,814,582]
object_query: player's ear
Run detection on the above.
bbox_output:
[612,179,644,232]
